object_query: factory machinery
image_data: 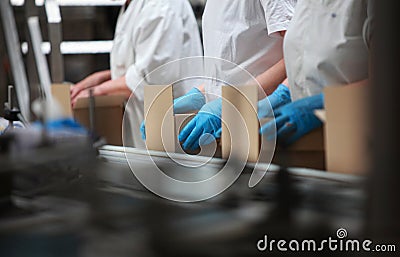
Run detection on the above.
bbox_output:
[0,1,399,257]
[0,127,368,256]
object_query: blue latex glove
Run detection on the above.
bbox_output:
[141,87,205,140]
[178,98,222,151]
[258,84,291,119]
[140,121,146,140]
[260,94,324,146]
[173,87,206,114]
[33,118,87,135]
[46,118,85,131]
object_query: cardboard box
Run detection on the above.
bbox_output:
[175,113,222,157]
[271,128,325,170]
[51,83,72,118]
[324,85,370,174]
[73,95,126,146]
[258,117,325,170]
[175,113,196,154]
[144,85,175,152]
[143,84,326,170]
[221,85,259,162]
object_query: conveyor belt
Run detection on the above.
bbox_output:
[98,145,364,185]
[0,143,367,257]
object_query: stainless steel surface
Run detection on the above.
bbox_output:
[8,86,13,109]
[6,85,14,129]
[23,0,41,102]
[98,145,363,185]
[27,16,52,99]
[0,0,31,121]
[0,30,7,115]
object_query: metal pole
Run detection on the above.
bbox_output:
[24,0,41,102]
[27,16,53,100]
[0,0,31,121]
[45,0,64,83]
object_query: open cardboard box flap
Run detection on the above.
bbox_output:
[51,83,73,117]
[324,85,370,174]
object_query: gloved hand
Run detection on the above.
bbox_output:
[173,87,206,114]
[260,94,324,146]
[178,98,222,151]
[258,84,291,119]
[140,87,205,140]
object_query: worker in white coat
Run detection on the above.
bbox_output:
[178,0,297,151]
[260,0,373,145]
[71,0,202,147]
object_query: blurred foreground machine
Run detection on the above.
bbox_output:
[0,136,368,256]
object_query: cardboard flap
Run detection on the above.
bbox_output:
[222,85,259,162]
[144,85,175,152]
[73,95,127,110]
[51,83,73,117]
[324,85,369,174]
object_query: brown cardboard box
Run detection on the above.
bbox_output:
[144,85,175,152]
[51,83,73,117]
[221,85,259,162]
[175,113,196,154]
[272,128,325,170]
[324,85,370,174]
[175,113,222,157]
[258,117,325,170]
[143,85,325,169]
[219,85,325,168]
[73,95,126,146]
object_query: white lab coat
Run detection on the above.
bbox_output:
[284,0,371,101]
[110,0,203,148]
[202,0,296,101]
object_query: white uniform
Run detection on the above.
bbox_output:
[284,0,371,101]
[110,0,202,147]
[202,0,297,100]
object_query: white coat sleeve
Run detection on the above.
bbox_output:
[363,0,374,50]
[125,4,184,101]
[260,0,296,36]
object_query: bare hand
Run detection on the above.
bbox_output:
[70,70,112,100]
[71,76,132,107]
